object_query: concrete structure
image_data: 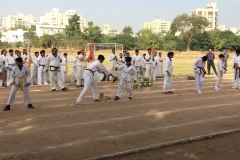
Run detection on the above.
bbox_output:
[217,25,239,34]
[40,8,87,31]
[1,13,39,30]
[144,16,170,34]
[190,2,218,31]
[1,29,26,42]
[102,24,111,35]
[35,25,65,37]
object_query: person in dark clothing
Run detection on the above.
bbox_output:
[206,48,217,75]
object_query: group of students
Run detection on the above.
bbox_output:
[1,47,239,111]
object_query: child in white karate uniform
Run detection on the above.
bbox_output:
[36,50,48,85]
[6,49,16,86]
[114,57,137,100]
[215,54,226,91]
[3,58,34,111]
[31,51,39,85]
[61,53,69,83]
[193,56,207,94]
[163,52,174,94]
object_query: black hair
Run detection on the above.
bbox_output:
[143,54,146,56]
[236,49,240,54]
[40,50,45,54]
[112,48,115,51]
[135,49,139,52]
[125,57,132,62]
[148,48,151,51]
[219,54,224,58]
[202,56,208,61]
[52,48,57,51]
[167,52,174,57]
[15,57,23,62]
[23,49,27,51]
[9,49,13,53]
[98,55,105,61]
[77,51,81,55]
[64,53,67,56]
[35,51,39,55]
[1,49,6,55]
[123,50,126,53]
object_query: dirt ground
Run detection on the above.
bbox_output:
[0,75,240,160]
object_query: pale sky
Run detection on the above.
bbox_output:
[1,0,240,33]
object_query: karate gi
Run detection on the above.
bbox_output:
[145,54,153,80]
[76,60,110,102]
[117,57,126,76]
[141,58,146,72]
[193,58,206,93]
[76,55,88,86]
[36,56,48,85]
[109,53,118,77]
[0,55,7,86]
[163,57,173,92]
[232,55,240,89]
[46,54,66,90]
[21,54,27,64]
[156,56,163,78]
[61,57,68,83]
[7,65,31,105]
[132,54,142,71]
[71,57,77,83]
[117,64,137,98]
[0,56,4,86]
[215,60,225,90]
[5,55,16,86]
[153,56,160,80]
[31,56,38,85]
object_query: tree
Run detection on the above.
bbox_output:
[30,25,36,31]
[64,14,81,39]
[109,34,137,50]
[11,25,28,31]
[170,13,209,50]
[84,21,103,43]
[39,34,56,48]
[122,26,133,35]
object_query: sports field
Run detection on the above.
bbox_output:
[0,75,240,160]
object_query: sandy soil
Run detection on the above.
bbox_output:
[0,76,240,160]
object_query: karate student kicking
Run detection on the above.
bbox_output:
[36,50,48,85]
[3,58,34,111]
[76,55,117,105]
[193,56,208,94]
[46,48,68,91]
[114,57,137,101]
[31,51,39,85]
[214,54,226,91]
[163,52,174,94]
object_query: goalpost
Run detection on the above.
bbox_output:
[86,43,123,56]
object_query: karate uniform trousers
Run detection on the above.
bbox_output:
[7,84,31,105]
[215,71,223,90]
[31,66,38,85]
[117,78,132,98]
[2,68,7,85]
[134,66,141,72]
[71,67,76,83]
[61,65,67,83]
[49,69,65,90]
[109,62,117,78]
[194,68,204,92]
[76,65,85,86]
[7,67,15,86]
[163,71,172,92]
[233,68,240,89]
[145,64,153,80]
[38,66,47,85]
[157,62,163,77]
[76,70,99,102]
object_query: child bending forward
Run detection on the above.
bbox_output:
[3,58,34,111]
[114,57,137,100]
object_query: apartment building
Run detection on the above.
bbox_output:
[144,17,170,34]
[190,2,218,31]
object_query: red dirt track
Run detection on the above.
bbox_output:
[0,76,240,160]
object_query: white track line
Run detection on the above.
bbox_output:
[85,128,240,160]
[1,101,240,137]
[1,115,239,157]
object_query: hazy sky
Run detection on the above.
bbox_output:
[1,0,240,33]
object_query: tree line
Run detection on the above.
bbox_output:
[0,13,240,52]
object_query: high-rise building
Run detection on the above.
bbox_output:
[190,2,218,31]
[40,8,87,31]
[1,13,39,30]
[144,16,170,34]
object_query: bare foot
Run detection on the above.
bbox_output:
[75,102,86,105]
[99,93,104,100]
[93,99,103,102]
